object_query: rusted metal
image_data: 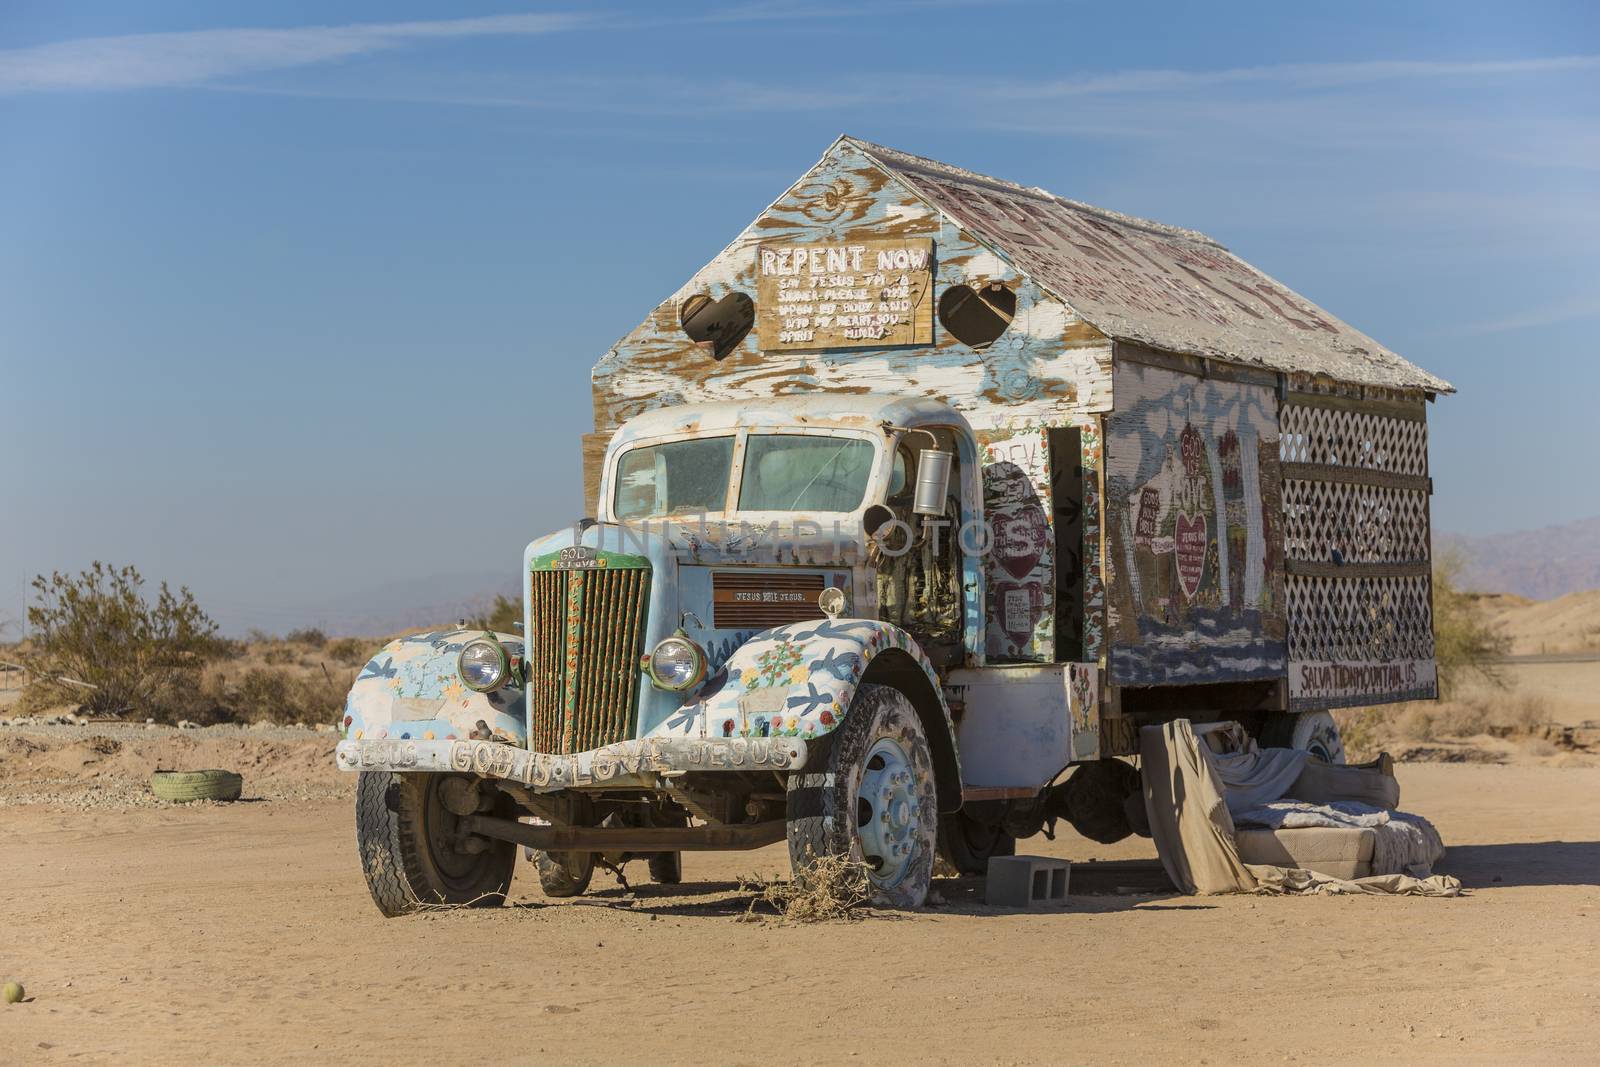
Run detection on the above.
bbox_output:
[526,561,651,755]
[460,814,787,852]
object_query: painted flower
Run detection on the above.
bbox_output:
[422,730,435,740]
[819,709,835,727]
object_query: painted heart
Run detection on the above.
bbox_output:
[991,506,1048,579]
[1174,511,1207,600]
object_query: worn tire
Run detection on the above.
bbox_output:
[534,850,595,897]
[150,769,242,803]
[785,683,939,908]
[355,772,515,917]
[1262,710,1346,764]
[937,810,1016,875]
[1059,758,1141,844]
[648,851,683,885]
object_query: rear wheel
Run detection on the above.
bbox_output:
[648,850,683,885]
[785,684,939,908]
[355,772,515,917]
[937,809,1016,875]
[1263,710,1346,764]
[533,850,595,897]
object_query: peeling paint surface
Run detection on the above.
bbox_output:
[592,140,1113,444]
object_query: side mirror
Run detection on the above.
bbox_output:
[863,503,894,536]
[913,449,953,517]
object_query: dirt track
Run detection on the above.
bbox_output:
[3,729,1598,1065]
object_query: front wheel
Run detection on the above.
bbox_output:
[355,772,516,917]
[785,684,939,908]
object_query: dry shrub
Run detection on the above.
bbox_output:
[285,627,327,647]
[262,645,297,666]
[324,637,371,666]
[175,662,354,726]
[1353,690,1553,749]
[739,852,869,923]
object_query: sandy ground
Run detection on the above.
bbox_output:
[3,727,1598,1066]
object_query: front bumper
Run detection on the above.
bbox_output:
[335,734,808,792]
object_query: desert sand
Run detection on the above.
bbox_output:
[3,725,1598,1066]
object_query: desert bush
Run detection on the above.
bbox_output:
[262,645,298,665]
[1433,550,1510,696]
[470,594,520,634]
[23,562,232,718]
[324,637,371,666]
[177,662,353,726]
[285,626,327,647]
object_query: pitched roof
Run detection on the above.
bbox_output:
[843,137,1452,394]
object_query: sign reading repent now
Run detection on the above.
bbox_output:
[756,237,934,351]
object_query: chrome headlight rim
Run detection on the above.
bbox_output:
[458,636,511,693]
[641,632,707,692]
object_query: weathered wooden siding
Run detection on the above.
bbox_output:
[589,140,1113,461]
[1104,355,1287,686]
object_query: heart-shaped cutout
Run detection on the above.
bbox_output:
[938,282,1016,349]
[680,291,754,361]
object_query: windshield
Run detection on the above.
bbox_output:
[738,434,876,512]
[613,436,734,519]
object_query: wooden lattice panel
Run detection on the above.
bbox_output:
[1282,397,1438,709]
[1280,404,1428,477]
[1283,480,1431,565]
[1286,573,1435,664]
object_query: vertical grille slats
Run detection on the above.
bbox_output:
[527,563,650,755]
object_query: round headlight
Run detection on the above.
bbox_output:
[458,638,510,692]
[644,634,706,692]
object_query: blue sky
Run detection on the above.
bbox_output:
[2,1,1596,634]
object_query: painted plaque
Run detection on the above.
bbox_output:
[756,237,934,351]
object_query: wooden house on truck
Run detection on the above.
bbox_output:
[590,135,1451,763]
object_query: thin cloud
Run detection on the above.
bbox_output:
[1457,295,1600,336]
[0,13,596,93]
[0,3,996,95]
[987,55,1600,99]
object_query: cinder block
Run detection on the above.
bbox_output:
[985,855,1070,908]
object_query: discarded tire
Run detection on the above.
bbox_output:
[150,769,243,803]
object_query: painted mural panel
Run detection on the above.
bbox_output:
[1105,363,1286,686]
[978,427,1055,662]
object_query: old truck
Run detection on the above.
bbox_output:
[335,137,1451,914]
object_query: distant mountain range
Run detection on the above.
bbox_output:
[1438,516,1600,601]
[286,569,519,639]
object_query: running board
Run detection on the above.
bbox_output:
[460,815,788,853]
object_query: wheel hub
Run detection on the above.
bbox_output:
[856,736,919,886]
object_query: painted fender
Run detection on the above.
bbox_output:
[341,628,527,746]
[644,619,964,811]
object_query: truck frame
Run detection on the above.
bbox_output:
[335,137,1451,913]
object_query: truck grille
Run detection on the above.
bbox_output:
[527,565,651,755]
[712,570,826,629]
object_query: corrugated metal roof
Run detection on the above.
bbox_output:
[844,137,1453,394]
